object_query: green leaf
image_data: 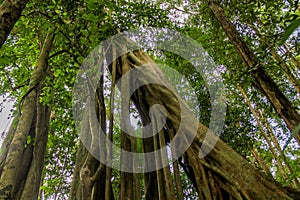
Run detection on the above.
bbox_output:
[87,2,95,10]
[27,135,32,145]
[279,17,300,45]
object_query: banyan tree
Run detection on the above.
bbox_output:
[0,0,299,199]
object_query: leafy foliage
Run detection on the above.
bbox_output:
[0,0,299,198]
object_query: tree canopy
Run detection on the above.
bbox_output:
[0,0,299,199]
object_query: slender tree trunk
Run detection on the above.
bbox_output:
[251,149,271,175]
[0,117,18,177]
[269,48,300,93]
[251,27,300,94]
[171,135,184,199]
[133,173,141,200]
[238,86,290,181]
[0,32,54,199]
[119,54,134,200]
[203,0,300,142]
[120,132,134,200]
[258,109,299,187]
[282,45,300,71]
[0,0,29,49]
[69,141,88,200]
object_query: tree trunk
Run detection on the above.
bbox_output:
[69,141,89,200]
[203,0,300,142]
[70,72,110,200]
[251,26,300,94]
[115,48,299,199]
[20,100,51,200]
[238,85,290,182]
[0,118,18,177]
[0,0,29,48]
[251,149,271,176]
[70,37,300,199]
[258,108,299,187]
[282,45,300,71]
[120,130,134,200]
[0,32,54,199]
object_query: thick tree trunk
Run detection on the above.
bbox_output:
[203,0,300,142]
[70,74,110,200]
[111,48,299,199]
[0,32,54,199]
[0,0,29,49]
[69,39,300,199]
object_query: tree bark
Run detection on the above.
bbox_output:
[251,149,271,176]
[69,141,88,200]
[283,45,300,71]
[203,0,300,141]
[70,72,110,200]
[238,85,289,181]
[252,27,300,94]
[0,0,29,49]
[0,32,54,199]
[0,118,18,177]
[20,100,51,200]
[120,130,134,200]
[119,54,134,200]
[111,48,299,199]
[70,38,300,199]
